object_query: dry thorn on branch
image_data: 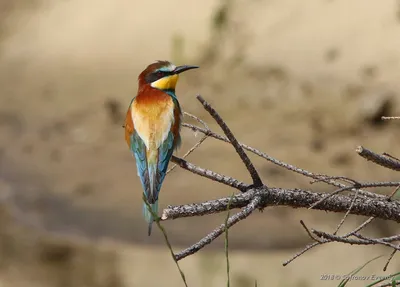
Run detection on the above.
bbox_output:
[357,146,400,171]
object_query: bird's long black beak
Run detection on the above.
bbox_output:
[173,65,199,74]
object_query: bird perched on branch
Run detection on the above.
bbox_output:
[124,60,199,235]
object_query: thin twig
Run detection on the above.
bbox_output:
[343,217,375,238]
[310,176,360,186]
[182,123,383,199]
[282,242,323,266]
[300,220,322,242]
[167,135,208,174]
[171,156,248,191]
[282,221,328,266]
[167,112,210,174]
[382,116,400,120]
[142,195,188,287]
[225,194,235,287]
[184,111,210,130]
[312,230,400,251]
[387,185,400,201]
[309,181,400,210]
[334,189,360,235]
[308,186,351,210]
[174,195,262,261]
[384,249,397,272]
[196,95,263,187]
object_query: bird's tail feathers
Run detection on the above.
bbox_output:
[148,159,158,204]
[143,200,158,236]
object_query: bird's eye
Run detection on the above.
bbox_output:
[156,71,164,77]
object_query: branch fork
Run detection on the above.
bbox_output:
[160,95,400,269]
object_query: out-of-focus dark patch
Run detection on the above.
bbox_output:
[22,144,34,154]
[38,242,74,264]
[53,120,67,134]
[361,65,378,80]
[0,0,43,40]
[259,97,274,110]
[42,84,55,101]
[236,97,250,110]
[365,97,392,128]
[300,81,314,98]
[50,149,62,162]
[310,138,324,152]
[39,120,68,141]
[233,273,254,287]
[324,48,340,63]
[310,115,323,133]
[344,84,364,99]
[74,182,94,196]
[331,152,351,166]
[104,98,123,125]
[0,111,24,136]
[397,2,400,22]
[247,65,288,82]
[262,166,284,177]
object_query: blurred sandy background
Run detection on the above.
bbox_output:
[1,0,400,286]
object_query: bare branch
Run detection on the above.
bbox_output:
[162,185,400,222]
[162,189,256,220]
[343,216,375,238]
[161,99,400,267]
[357,146,400,171]
[312,230,400,251]
[300,220,323,243]
[282,242,324,266]
[182,123,384,199]
[171,156,248,191]
[282,221,329,266]
[308,186,351,209]
[174,195,262,261]
[196,95,263,187]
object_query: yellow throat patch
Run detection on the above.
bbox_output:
[150,74,179,90]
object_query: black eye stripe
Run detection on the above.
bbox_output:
[145,70,173,83]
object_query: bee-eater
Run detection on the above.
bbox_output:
[124,60,199,236]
